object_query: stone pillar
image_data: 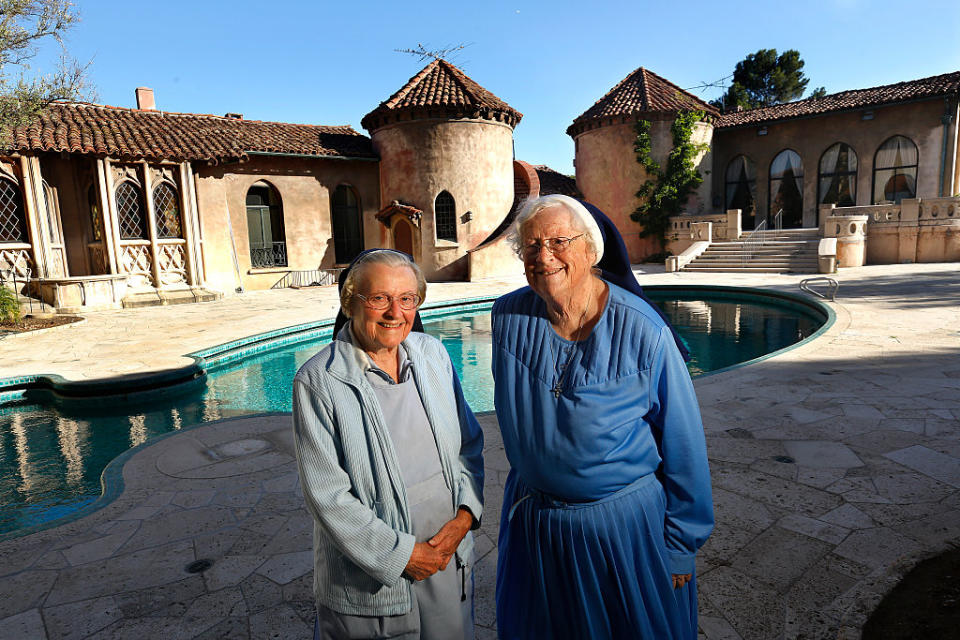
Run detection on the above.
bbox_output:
[819,203,836,234]
[726,209,741,240]
[96,159,119,274]
[826,215,869,267]
[178,162,198,286]
[141,161,162,288]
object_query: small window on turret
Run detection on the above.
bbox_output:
[435,191,456,242]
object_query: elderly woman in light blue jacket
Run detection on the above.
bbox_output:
[292,249,484,640]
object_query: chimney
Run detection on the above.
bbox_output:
[224,112,243,120]
[135,87,156,110]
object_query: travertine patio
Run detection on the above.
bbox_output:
[1,263,958,639]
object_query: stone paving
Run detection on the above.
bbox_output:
[1,263,959,639]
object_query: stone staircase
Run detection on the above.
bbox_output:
[681,228,821,273]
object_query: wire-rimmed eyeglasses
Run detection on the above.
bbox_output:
[355,293,422,310]
[518,234,584,259]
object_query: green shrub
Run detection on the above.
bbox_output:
[0,286,21,324]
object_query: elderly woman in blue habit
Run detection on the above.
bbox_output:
[493,195,713,640]
[292,249,484,640]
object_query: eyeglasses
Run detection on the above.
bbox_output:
[355,293,421,310]
[519,234,584,259]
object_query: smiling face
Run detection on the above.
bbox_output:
[349,262,419,354]
[520,205,597,304]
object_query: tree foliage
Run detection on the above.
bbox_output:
[630,110,710,250]
[0,0,89,143]
[713,49,818,111]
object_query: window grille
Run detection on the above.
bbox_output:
[435,191,456,242]
[0,178,27,243]
[153,182,183,239]
[116,181,148,239]
[246,183,287,267]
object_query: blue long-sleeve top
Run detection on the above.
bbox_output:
[491,282,714,574]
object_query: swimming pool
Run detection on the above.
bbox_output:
[0,286,831,537]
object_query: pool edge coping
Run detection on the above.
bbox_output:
[0,286,832,541]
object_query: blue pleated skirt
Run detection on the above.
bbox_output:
[496,469,698,640]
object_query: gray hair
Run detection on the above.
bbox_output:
[339,250,427,318]
[507,195,604,264]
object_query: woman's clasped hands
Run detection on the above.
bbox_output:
[403,507,473,581]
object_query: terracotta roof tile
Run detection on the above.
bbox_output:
[361,59,522,131]
[6,102,376,163]
[532,165,580,198]
[716,70,960,129]
[568,67,718,137]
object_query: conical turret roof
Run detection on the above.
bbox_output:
[361,59,522,132]
[567,67,717,137]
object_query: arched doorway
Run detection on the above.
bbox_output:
[393,218,414,257]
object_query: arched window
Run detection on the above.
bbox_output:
[0,177,27,243]
[769,149,804,228]
[434,191,456,242]
[818,143,858,207]
[246,182,286,268]
[153,182,183,239]
[116,180,148,239]
[725,156,757,229]
[331,185,363,264]
[873,135,918,204]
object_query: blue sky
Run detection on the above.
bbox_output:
[31,0,960,175]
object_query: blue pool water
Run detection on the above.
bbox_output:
[0,288,826,536]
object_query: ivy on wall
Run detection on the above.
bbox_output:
[630,110,710,250]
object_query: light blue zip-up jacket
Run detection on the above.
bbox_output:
[292,328,484,616]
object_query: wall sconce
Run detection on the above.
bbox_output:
[757,126,768,136]
[461,211,473,223]
[862,110,874,121]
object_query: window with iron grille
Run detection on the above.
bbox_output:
[116,181,148,239]
[153,182,183,239]
[0,177,27,243]
[434,191,456,242]
[332,184,363,264]
[246,183,287,268]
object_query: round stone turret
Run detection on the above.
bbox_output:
[568,67,717,261]
[363,59,522,280]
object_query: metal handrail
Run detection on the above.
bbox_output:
[271,268,343,289]
[772,209,783,237]
[741,219,768,267]
[800,277,839,301]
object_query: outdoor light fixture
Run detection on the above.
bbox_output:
[757,126,768,136]
[862,110,875,120]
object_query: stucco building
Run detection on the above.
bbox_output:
[570,67,960,264]
[1,60,956,311]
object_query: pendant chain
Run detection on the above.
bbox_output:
[549,283,592,399]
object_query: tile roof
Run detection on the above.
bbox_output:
[568,67,719,137]
[361,59,522,131]
[533,165,581,198]
[6,102,377,163]
[716,70,960,129]
[375,201,423,225]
